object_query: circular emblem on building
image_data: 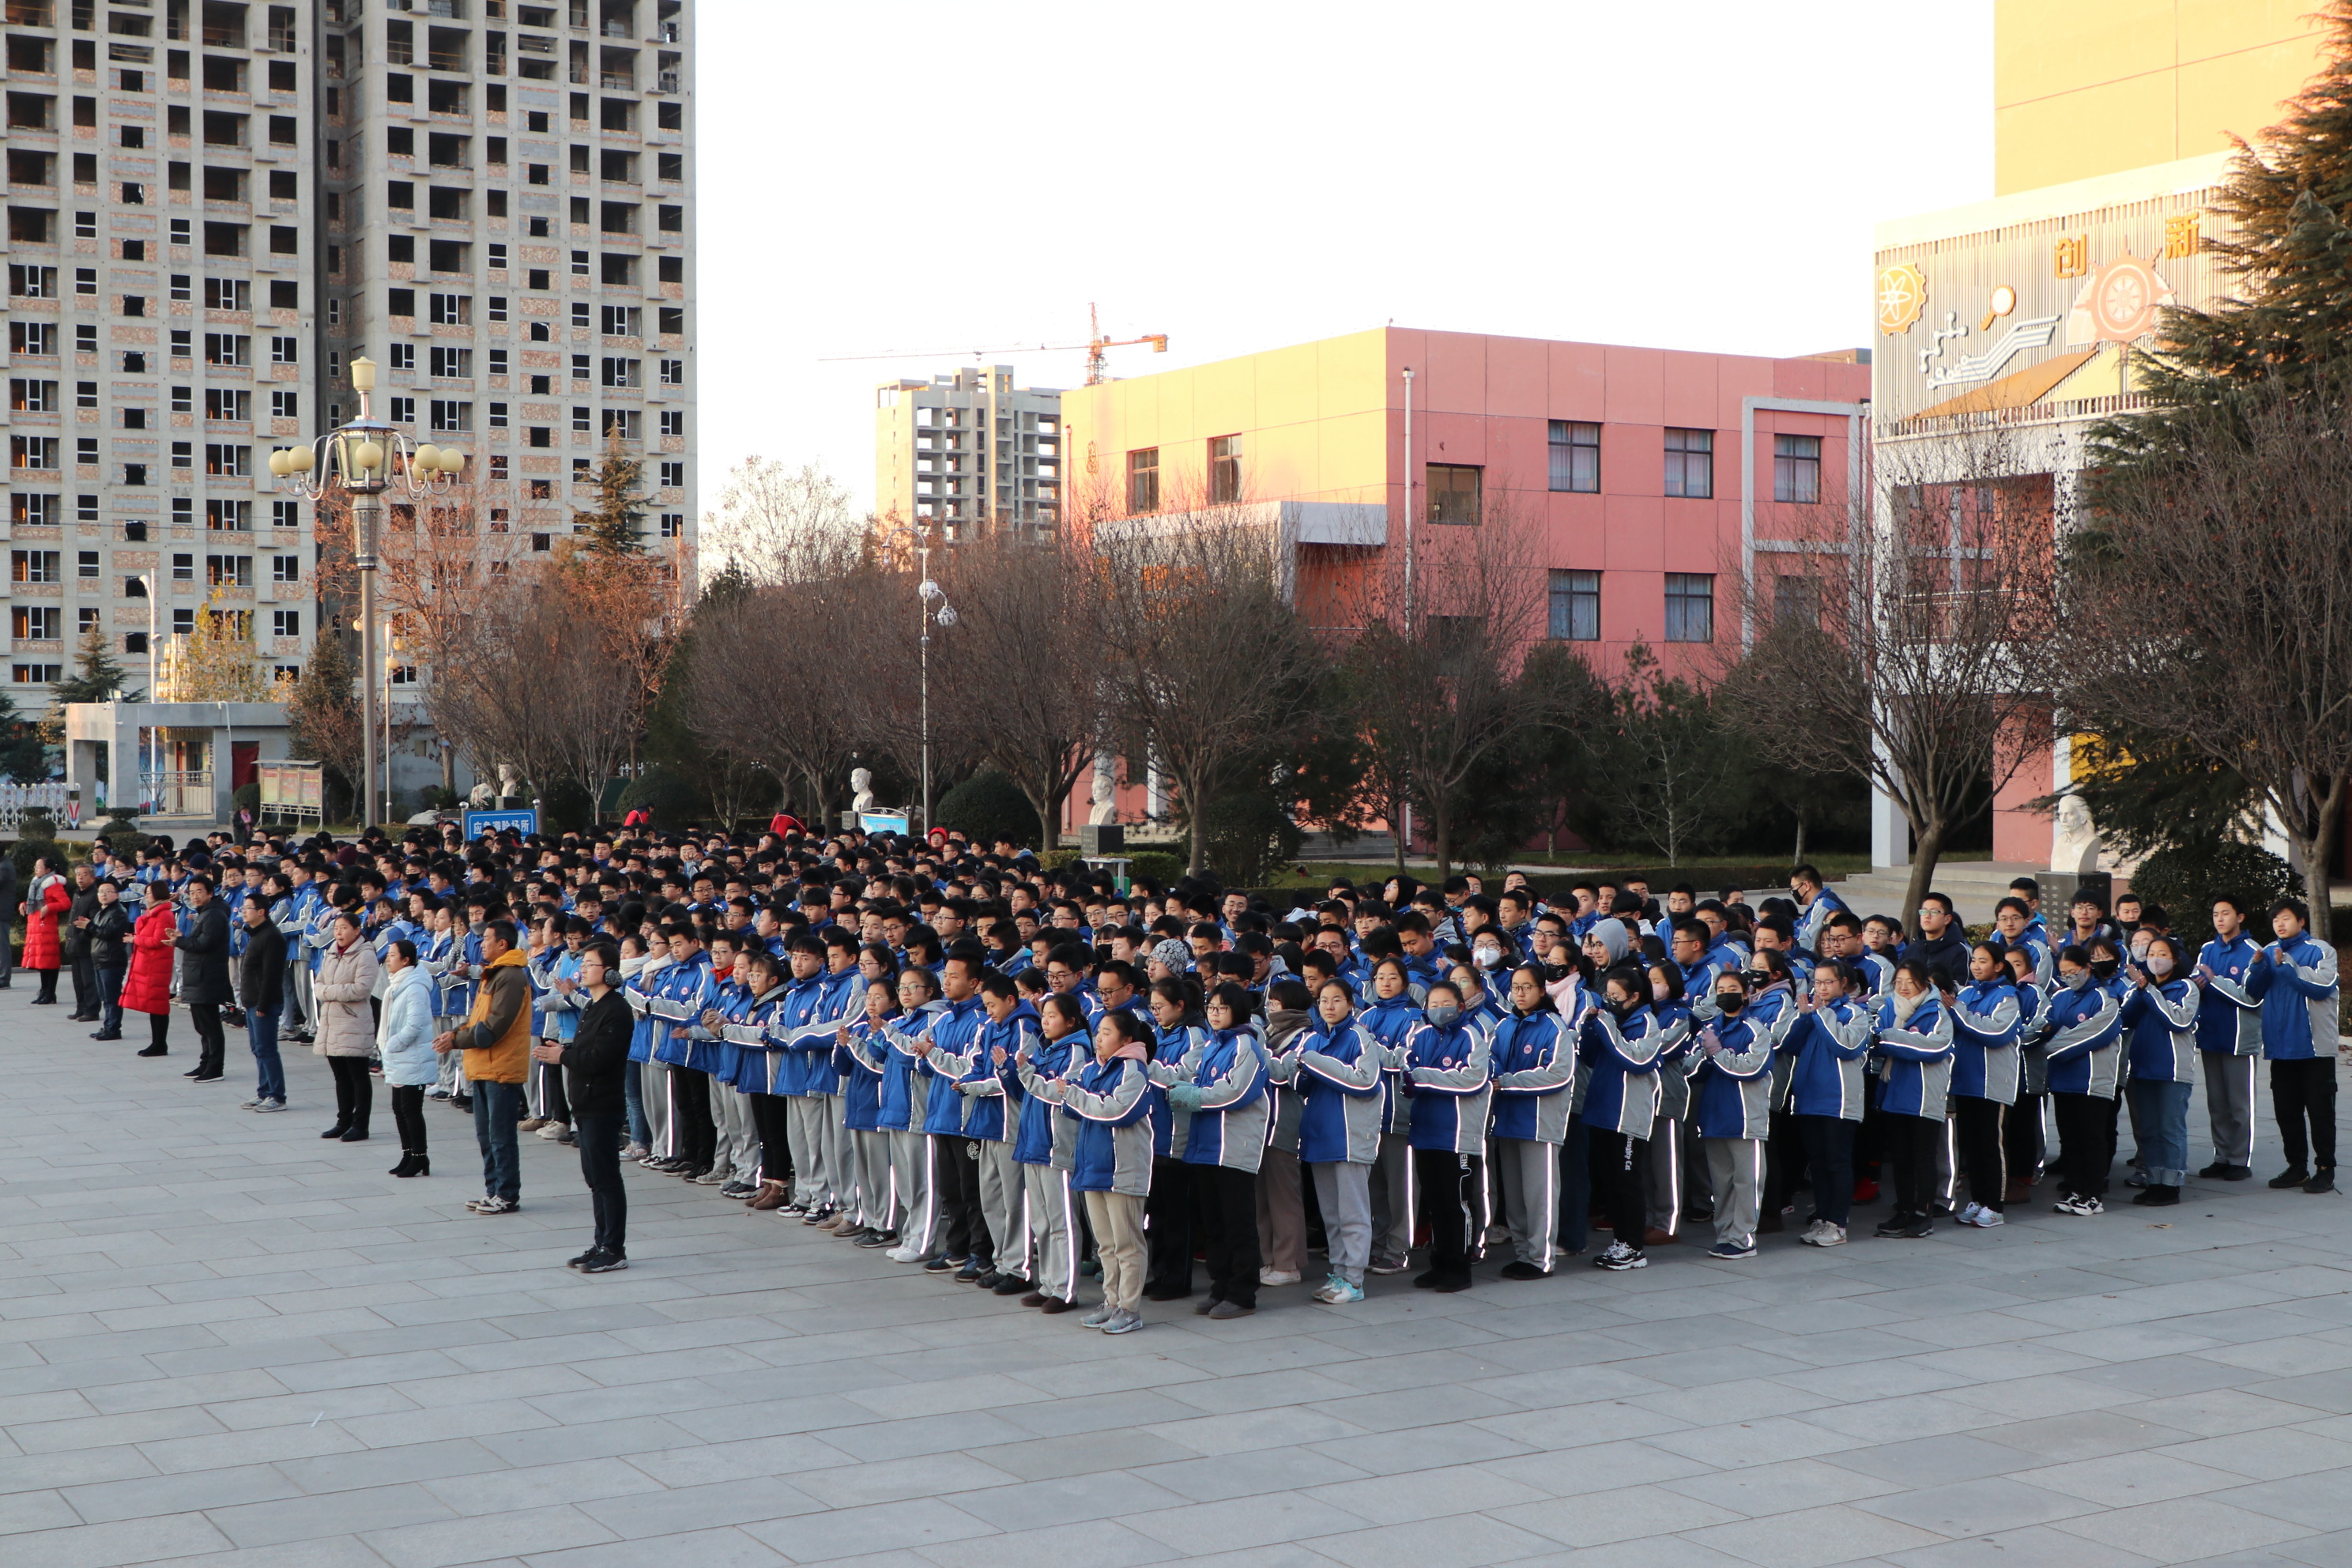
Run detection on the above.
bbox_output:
[2086,256,2165,341]
[1876,262,1928,336]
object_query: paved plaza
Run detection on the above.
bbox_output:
[2,1004,2352,1568]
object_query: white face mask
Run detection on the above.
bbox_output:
[1650,982,1672,1003]
[1474,946,1505,969]
[2146,952,2174,976]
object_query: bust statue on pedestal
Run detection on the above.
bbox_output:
[850,767,876,817]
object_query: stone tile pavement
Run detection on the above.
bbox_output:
[2,997,2352,1568]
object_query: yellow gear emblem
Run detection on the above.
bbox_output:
[1876,262,1928,336]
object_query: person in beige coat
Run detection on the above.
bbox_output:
[315,911,382,1143]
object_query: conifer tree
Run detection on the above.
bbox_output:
[51,621,135,707]
[571,431,648,557]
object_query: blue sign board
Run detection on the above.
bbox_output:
[859,811,911,835]
[463,808,541,839]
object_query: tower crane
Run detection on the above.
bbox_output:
[820,303,1167,385]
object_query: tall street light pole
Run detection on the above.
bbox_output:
[269,355,467,828]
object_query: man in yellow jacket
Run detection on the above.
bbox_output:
[435,918,533,1213]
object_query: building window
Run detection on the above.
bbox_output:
[10,665,63,684]
[1549,420,1600,493]
[1548,570,1600,642]
[11,606,62,641]
[1663,428,1713,499]
[1664,573,1715,643]
[1207,435,1243,504]
[11,551,62,585]
[1126,447,1159,513]
[659,513,684,537]
[271,609,300,638]
[1773,434,1821,504]
[658,460,683,488]
[1427,464,1483,526]
[1773,575,1820,630]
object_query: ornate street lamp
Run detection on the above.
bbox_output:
[266,356,466,827]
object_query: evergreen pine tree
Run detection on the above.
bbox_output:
[2138,2,2352,400]
[51,621,137,707]
[571,431,648,557]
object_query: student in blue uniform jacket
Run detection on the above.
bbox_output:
[2194,893,2263,1182]
[2248,898,2343,1193]
[1950,942,2022,1227]
[1999,940,2049,1203]
[1154,982,1270,1318]
[1488,965,1577,1278]
[1872,959,1955,1239]
[1272,978,1385,1304]
[997,991,1091,1313]
[1785,959,1876,1246]
[1687,968,1777,1259]
[1398,978,1494,1291]
[2041,945,2125,1216]
[1060,1009,1159,1334]
[2119,933,2201,1208]
[1578,966,1671,1272]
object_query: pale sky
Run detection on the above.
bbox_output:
[697,2,1994,516]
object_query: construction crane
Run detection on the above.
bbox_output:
[820,303,1167,386]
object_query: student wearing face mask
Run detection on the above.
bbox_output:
[1449,963,1503,1036]
[1871,960,1955,1238]
[2248,898,2343,1194]
[1152,982,1270,1320]
[1949,942,2022,1227]
[1688,969,1777,1258]
[1255,978,1316,1288]
[2117,933,2200,1207]
[2041,945,2125,1216]
[1357,957,1426,1277]
[2085,937,2135,1186]
[1488,964,1578,1276]
[1736,949,1804,1234]
[1577,965,1670,1272]
[1399,979,1494,1291]
[1784,959,1875,1246]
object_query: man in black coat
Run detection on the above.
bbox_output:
[64,864,100,1020]
[175,876,233,1082]
[86,880,132,1040]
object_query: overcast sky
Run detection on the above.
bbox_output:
[696,2,1994,515]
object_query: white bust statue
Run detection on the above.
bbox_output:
[2052,793,2101,874]
[496,763,521,801]
[1087,755,1118,826]
[850,767,875,815]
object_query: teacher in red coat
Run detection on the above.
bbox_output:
[120,881,179,1058]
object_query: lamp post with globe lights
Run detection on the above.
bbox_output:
[266,355,467,827]
[918,560,957,835]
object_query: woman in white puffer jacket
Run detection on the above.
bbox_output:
[378,941,439,1178]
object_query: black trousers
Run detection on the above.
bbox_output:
[1885,1114,1939,1219]
[328,1054,373,1133]
[2005,1091,2044,1189]
[390,1084,429,1155]
[146,1012,171,1050]
[533,1058,571,1125]
[1797,1115,1856,1226]
[2274,1057,2339,1171]
[1414,1147,1483,1283]
[1604,1133,1648,1246]
[70,952,94,1015]
[671,1067,716,1171]
[748,1093,792,1184]
[190,1002,225,1076]
[932,1134,986,1262]
[1955,1098,2007,1210]
[576,1111,628,1254]
[2052,1091,2114,1198]
[1144,1156,1195,1295]
[1192,1163,1261,1308]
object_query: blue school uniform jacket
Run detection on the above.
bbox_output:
[1276,1015,1384,1165]
[1357,993,1423,1138]
[2040,979,2124,1099]
[1688,1010,1777,1140]
[1784,997,1875,1120]
[2120,977,2200,1083]
[2247,934,2341,1062]
[1489,1008,1577,1144]
[2196,934,2263,1057]
[1157,1025,1270,1171]
[915,996,989,1136]
[1060,1054,1156,1197]
[953,1002,1037,1144]
[1950,979,2022,1104]
[834,1015,888,1133]
[1003,1027,1089,1167]
[1399,1020,1494,1155]
[1577,1004,1668,1139]
[1874,993,1955,1118]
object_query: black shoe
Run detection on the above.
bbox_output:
[450,1095,473,1111]
[971,1269,1001,1290]
[990,1274,1030,1296]
[1142,1283,1191,1302]
[1901,1217,1935,1238]
[137,1045,168,1057]
[390,1152,426,1178]
[854,1229,897,1249]
[183,1067,204,1078]
[2270,1167,2311,1189]
[1875,1216,1913,1238]
[89,1031,122,1041]
[2308,1168,2337,1194]
[1433,1274,1474,1293]
[2198,1161,2231,1179]
[567,1248,599,1269]
[1498,1261,1547,1280]
[320,1125,350,1140]
[2225,1165,2256,1182]
[340,1127,368,1142]
[923,1256,961,1273]
[1412,1269,1444,1289]
[190,1071,223,1083]
[954,1261,983,1283]
[579,1249,628,1273]
[2131,1185,2180,1206]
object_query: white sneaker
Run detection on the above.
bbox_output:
[1805,1223,1848,1246]
[240,1096,264,1110]
[1259,1268,1302,1287]
[1955,1202,1983,1227]
[1973,1207,2005,1227]
[254,1099,287,1113]
[535,1121,571,1141]
[2054,1195,2104,1216]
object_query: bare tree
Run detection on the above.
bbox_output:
[1095,496,1332,875]
[1715,426,2058,921]
[932,530,1106,844]
[1338,498,1562,880]
[2058,378,2352,937]
[687,579,869,827]
[702,458,865,587]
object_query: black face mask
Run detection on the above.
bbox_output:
[2090,958,2120,979]
[1716,992,1745,1014]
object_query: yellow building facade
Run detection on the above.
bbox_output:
[1995,0,2328,193]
